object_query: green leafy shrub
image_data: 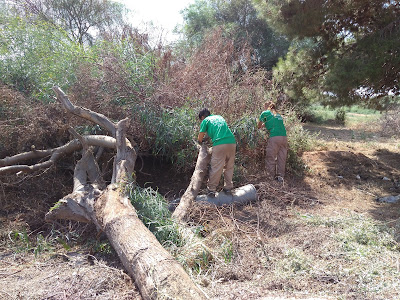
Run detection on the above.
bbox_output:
[127,185,182,247]
[230,115,266,178]
[0,12,80,102]
[138,105,199,171]
[335,107,346,124]
[284,108,319,174]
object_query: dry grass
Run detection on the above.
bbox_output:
[0,251,139,299]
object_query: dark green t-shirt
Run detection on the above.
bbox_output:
[259,110,287,137]
[200,115,236,146]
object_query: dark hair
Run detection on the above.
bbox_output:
[266,101,276,110]
[199,108,211,120]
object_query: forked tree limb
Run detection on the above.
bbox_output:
[43,87,207,299]
[53,86,117,137]
[2,87,207,299]
[111,118,136,184]
[0,136,117,175]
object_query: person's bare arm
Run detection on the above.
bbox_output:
[197,132,206,143]
[257,121,264,129]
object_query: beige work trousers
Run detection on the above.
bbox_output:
[265,136,288,178]
[207,143,236,191]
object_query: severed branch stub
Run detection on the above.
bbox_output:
[2,86,207,300]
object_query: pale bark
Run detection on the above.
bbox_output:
[4,87,207,300]
[0,136,117,175]
[172,143,212,222]
[194,184,257,205]
[171,144,257,220]
[53,86,116,137]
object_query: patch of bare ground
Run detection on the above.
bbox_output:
[0,251,139,299]
[180,123,400,299]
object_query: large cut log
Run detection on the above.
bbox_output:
[46,183,207,299]
[93,185,207,299]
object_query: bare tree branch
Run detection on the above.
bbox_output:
[53,86,117,137]
[0,136,118,175]
[3,86,207,299]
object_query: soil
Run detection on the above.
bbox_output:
[1,122,400,299]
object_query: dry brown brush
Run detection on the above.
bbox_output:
[152,28,273,122]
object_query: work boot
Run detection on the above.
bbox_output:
[207,189,216,198]
[222,188,232,195]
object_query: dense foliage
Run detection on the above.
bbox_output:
[180,0,289,69]
[254,0,400,108]
[1,0,397,173]
[8,0,127,45]
[0,11,80,101]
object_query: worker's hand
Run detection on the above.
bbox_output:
[192,139,202,147]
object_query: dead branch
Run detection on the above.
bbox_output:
[53,86,117,137]
[42,87,205,299]
[0,136,117,175]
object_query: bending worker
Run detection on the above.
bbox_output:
[257,101,288,182]
[198,108,236,197]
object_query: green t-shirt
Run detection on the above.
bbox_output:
[259,110,287,137]
[200,115,236,146]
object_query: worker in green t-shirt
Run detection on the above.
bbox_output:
[198,108,236,197]
[257,101,288,182]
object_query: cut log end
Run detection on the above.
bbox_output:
[170,184,258,211]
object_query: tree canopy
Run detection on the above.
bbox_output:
[254,0,400,108]
[181,0,289,69]
[9,0,127,45]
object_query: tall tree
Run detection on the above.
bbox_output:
[9,0,127,45]
[254,0,400,108]
[180,0,289,69]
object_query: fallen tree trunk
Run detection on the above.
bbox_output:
[172,143,212,222]
[5,87,207,300]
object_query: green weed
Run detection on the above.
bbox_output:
[277,248,312,275]
[296,212,400,296]
[299,213,399,250]
[11,230,54,257]
[222,240,233,263]
[127,185,183,247]
[87,239,114,255]
[138,105,199,172]
[192,250,213,275]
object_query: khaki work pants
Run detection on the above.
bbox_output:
[265,136,288,178]
[207,143,236,191]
